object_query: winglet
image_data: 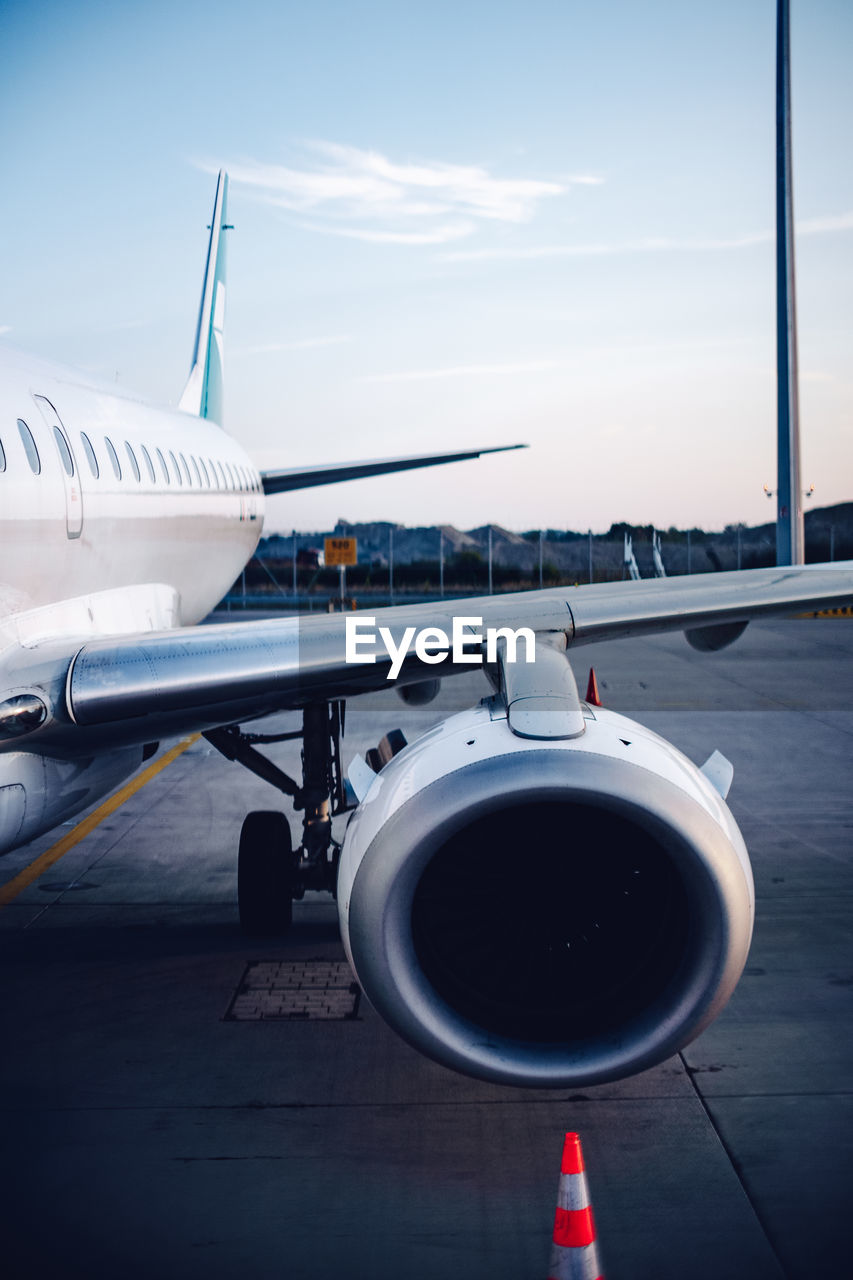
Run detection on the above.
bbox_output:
[179,170,230,423]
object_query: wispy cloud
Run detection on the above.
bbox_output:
[0,325,12,336]
[241,334,352,355]
[358,360,560,384]
[299,220,475,246]
[439,212,853,262]
[210,142,577,246]
[439,232,770,262]
[798,210,853,235]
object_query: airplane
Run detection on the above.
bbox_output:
[2,171,852,1093]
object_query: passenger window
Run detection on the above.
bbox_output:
[140,445,156,483]
[18,419,41,474]
[80,433,99,478]
[0,436,6,472]
[179,452,192,486]
[168,450,182,485]
[155,447,170,484]
[104,436,122,480]
[53,426,75,476]
[190,455,202,487]
[124,442,141,482]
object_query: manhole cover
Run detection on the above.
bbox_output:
[225,959,361,1021]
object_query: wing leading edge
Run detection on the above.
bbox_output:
[55,562,853,751]
[260,444,527,495]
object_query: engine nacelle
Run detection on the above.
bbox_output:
[338,697,754,1089]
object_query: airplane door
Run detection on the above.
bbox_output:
[33,395,83,539]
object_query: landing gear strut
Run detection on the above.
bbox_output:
[204,701,352,935]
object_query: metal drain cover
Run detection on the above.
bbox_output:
[225,959,361,1021]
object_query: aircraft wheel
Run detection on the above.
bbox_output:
[238,810,294,935]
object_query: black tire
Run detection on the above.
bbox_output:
[238,810,293,935]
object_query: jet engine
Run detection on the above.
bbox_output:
[338,697,753,1088]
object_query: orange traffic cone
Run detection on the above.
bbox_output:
[547,1132,604,1280]
[585,668,602,707]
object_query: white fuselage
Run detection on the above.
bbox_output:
[0,342,266,851]
[0,343,264,637]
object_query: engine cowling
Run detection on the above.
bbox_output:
[338,697,754,1089]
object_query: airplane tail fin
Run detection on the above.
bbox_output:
[178,170,230,422]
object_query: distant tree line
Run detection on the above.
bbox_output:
[230,503,852,601]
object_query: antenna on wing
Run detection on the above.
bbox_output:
[179,170,231,423]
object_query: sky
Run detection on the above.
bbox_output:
[1,0,851,535]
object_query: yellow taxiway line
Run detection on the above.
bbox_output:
[0,734,200,909]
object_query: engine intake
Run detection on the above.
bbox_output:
[338,703,753,1088]
[411,799,690,1044]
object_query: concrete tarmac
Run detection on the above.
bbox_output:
[1,618,851,1279]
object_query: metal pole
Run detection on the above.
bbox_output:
[588,529,593,583]
[488,527,493,594]
[539,529,543,588]
[292,531,297,597]
[389,526,394,604]
[339,564,345,611]
[775,0,804,564]
[439,529,444,597]
[737,525,742,570]
[687,528,692,574]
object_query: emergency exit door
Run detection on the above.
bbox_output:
[33,395,83,539]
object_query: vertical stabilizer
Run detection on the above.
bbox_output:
[652,530,666,578]
[623,532,641,581]
[179,170,229,422]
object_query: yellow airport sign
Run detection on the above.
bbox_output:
[325,537,358,567]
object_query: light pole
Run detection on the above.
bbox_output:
[775,0,803,564]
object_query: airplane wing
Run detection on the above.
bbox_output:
[15,559,853,1091]
[260,444,526,494]
[54,561,853,750]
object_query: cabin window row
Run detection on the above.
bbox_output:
[1,419,262,494]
